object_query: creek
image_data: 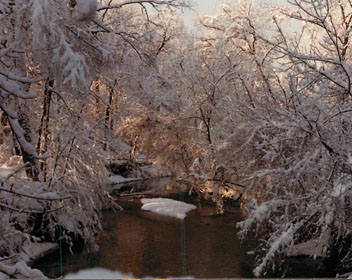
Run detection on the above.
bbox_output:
[33,192,333,278]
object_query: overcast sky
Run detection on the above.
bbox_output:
[181,0,288,28]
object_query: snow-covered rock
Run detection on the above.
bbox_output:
[141,198,196,219]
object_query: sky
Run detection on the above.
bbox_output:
[181,0,288,28]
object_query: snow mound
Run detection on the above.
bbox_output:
[141,198,196,219]
[64,268,133,279]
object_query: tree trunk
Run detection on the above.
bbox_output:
[36,79,53,181]
[103,85,114,151]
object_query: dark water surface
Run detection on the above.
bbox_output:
[33,196,333,278]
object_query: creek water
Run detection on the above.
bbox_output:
[33,194,333,278]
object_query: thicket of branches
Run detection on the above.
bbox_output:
[0,0,351,278]
[0,0,189,277]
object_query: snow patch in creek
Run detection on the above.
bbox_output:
[141,198,196,219]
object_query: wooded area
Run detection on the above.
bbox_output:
[0,0,351,278]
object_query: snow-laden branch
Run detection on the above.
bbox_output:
[0,75,37,99]
[0,70,43,84]
[97,0,188,11]
[323,108,352,124]
[0,202,64,214]
[0,255,16,262]
[8,117,48,159]
[0,102,18,119]
[53,30,88,88]
[255,33,352,94]
[93,18,113,32]
[0,47,12,58]
[253,224,299,277]
[0,186,71,201]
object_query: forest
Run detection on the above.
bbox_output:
[0,0,352,278]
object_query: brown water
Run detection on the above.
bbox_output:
[33,196,332,278]
[95,202,253,278]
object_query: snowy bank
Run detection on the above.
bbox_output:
[22,241,58,265]
[141,198,196,219]
[0,241,58,278]
[0,261,46,279]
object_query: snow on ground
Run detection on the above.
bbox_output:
[141,198,196,219]
[64,268,133,279]
[0,261,46,279]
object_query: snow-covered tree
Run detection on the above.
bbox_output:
[0,0,190,277]
[235,0,352,276]
[113,1,283,215]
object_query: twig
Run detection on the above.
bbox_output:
[0,186,71,201]
[3,163,29,182]
[110,178,145,185]
[0,255,16,262]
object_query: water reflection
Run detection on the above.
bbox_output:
[33,198,332,278]
[97,208,251,278]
